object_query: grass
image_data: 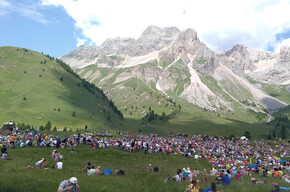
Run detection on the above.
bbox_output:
[0,46,122,130]
[0,146,289,192]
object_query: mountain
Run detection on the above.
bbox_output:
[0,46,123,129]
[61,26,289,123]
[218,44,290,85]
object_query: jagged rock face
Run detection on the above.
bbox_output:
[218,45,289,84]
[61,26,288,113]
[220,45,257,75]
[62,45,99,68]
[98,38,135,55]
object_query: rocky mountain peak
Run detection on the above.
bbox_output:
[178,28,198,41]
[64,45,97,59]
[119,26,180,57]
[98,37,135,55]
[170,28,201,58]
[223,44,248,57]
[139,25,180,40]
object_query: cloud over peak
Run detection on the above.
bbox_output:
[42,0,290,52]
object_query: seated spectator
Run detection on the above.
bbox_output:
[204,181,216,192]
[273,168,279,178]
[56,159,63,169]
[95,166,102,175]
[267,169,273,177]
[221,174,230,185]
[153,166,159,172]
[193,168,199,176]
[87,166,96,176]
[1,152,7,159]
[234,170,242,180]
[147,164,152,172]
[186,179,199,192]
[271,183,280,192]
[172,172,182,182]
[278,168,283,177]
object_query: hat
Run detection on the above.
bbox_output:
[70,177,77,184]
[97,166,101,169]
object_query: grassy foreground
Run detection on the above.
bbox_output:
[0,146,289,192]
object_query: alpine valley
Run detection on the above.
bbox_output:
[2,26,289,137]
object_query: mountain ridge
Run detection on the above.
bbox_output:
[60,26,289,119]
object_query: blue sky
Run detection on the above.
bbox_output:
[1,0,290,57]
[0,0,80,57]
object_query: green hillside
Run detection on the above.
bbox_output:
[0,46,122,130]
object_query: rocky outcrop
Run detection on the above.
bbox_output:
[218,45,289,84]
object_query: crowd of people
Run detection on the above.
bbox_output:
[1,128,290,191]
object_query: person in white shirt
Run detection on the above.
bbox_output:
[56,159,63,169]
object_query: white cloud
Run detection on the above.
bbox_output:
[275,38,290,53]
[0,0,11,16]
[0,0,47,23]
[76,37,86,47]
[41,0,290,51]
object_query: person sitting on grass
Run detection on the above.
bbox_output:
[1,144,7,155]
[204,181,216,192]
[147,164,152,172]
[95,166,102,175]
[193,168,199,177]
[185,179,199,192]
[172,172,182,182]
[153,165,159,172]
[221,173,230,185]
[56,159,63,169]
[271,183,280,192]
[272,168,279,178]
[1,152,8,159]
[58,177,80,192]
[234,170,242,180]
[87,166,96,176]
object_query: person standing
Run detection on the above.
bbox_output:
[10,134,16,149]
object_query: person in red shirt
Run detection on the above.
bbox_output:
[234,170,242,180]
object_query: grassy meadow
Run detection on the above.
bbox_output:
[0,146,289,192]
[0,46,122,130]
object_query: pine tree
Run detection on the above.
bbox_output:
[280,126,287,139]
[45,121,51,131]
[244,131,251,139]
